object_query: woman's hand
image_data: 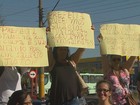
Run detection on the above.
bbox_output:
[45,45,52,52]
[97,34,103,42]
[91,25,95,30]
[46,27,50,32]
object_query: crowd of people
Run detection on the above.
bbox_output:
[0,26,140,105]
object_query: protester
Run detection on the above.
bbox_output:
[98,34,137,105]
[0,67,30,105]
[47,47,85,105]
[7,90,32,105]
[102,55,136,105]
[46,26,94,105]
[96,80,112,105]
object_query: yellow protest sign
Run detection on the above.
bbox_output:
[0,26,48,67]
[47,11,95,49]
[100,24,140,56]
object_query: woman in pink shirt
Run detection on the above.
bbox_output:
[102,55,136,105]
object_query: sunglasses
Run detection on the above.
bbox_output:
[112,58,121,62]
[97,89,110,93]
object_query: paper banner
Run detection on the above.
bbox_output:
[0,26,48,67]
[47,11,95,49]
[100,24,140,56]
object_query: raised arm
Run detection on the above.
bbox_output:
[123,56,137,72]
[46,27,55,71]
[47,47,55,71]
[102,55,110,75]
[70,48,85,64]
[70,26,94,64]
[97,34,110,75]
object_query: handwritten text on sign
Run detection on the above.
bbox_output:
[47,11,94,48]
[0,26,48,66]
[100,24,140,56]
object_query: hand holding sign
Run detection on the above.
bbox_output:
[99,23,140,56]
[47,11,95,49]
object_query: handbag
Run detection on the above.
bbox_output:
[125,93,138,105]
[68,60,88,93]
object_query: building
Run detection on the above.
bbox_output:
[77,57,102,73]
[78,56,140,85]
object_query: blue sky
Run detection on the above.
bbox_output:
[0,0,140,58]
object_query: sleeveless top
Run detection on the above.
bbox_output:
[105,68,130,105]
[0,67,21,104]
[49,61,81,105]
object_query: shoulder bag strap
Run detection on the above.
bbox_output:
[67,60,77,71]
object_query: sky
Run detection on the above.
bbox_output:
[0,0,140,58]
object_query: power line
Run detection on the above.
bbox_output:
[94,1,139,11]
[52,0,61,11]
[45,0,94,9]
[84,0,139,13]
[43,0,61,26]
[2,6,37,17]
[43,0,110,17]
[62,0,107,9]
[43,0,110,25]
[94,14,140,24]
[3,0,140,26]
[51,0,139,15]
[46,0,130,13]
[4,0,137,18]
[90,2,140,15]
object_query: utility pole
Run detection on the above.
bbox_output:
[38,0,45,100]
[39,0,43,27]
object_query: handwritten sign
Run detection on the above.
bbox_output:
[47,11,95,49]
[0,26,48,67]
[100,24,140,56]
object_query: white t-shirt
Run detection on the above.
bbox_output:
[0,67,21,105]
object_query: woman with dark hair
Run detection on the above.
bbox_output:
[96,80,112,105]
[46,25,94,105]
[7,90,32,105]
[47,46,85,105]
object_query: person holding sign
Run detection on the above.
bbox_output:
[46,25,94,105]
[47,47,85,105]
[98,35,137,105]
